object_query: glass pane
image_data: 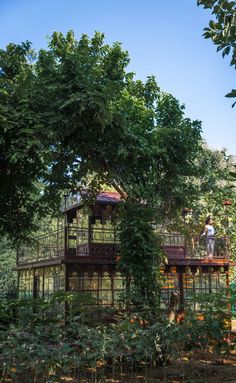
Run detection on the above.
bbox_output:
[114,275,124,290]
[219,274,227,288]
[19,270,34,298]
[205,274,210,290]
[211,274,218,292]
[194,275,202,289]
[99,290,112,305]
[183,274,194,304]
[100,272,111,289]
[69,276,79,290]
[90,274,98,290]
[183,274,193,289]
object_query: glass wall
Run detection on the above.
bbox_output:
[68,271,125,306]
[18,269,34,298]
[160,269,228,311]
[18,265,65,299]
[44,265,65,297]
[34,268,44,298]
[160,268,180,309]
[183,271,227,311]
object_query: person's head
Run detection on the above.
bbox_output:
[206,216,213,225]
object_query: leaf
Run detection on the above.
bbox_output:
[225,89,236,107]
[222,46,231,57]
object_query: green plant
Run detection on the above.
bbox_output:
[118,202,164,311]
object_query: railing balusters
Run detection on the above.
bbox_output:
[161,233,229,260]
[17,227,230,264]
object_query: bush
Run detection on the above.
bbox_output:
[0,293,234,382]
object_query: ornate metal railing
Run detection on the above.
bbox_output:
[17,225,120,264]
[66,225,119,257]
[17,228,65,264]
[162,234,230,260]
[66,226,119,246]
[17,228,230,265]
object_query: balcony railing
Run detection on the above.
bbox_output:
[162,234,230,260]
[17,228,65,264]
[17,227,230,265]
[17,225,120,265]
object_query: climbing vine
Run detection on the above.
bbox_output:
[117,202,164,310]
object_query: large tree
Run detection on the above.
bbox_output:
[197,0,236,105]
[0,31,209,242]
[0,41,48,241]
[31,31,205,209]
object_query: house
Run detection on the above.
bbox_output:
[16,191,233,310]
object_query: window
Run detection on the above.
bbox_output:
[99,272,112,305]
[68,271,125,306]
[44,265,65,297]
[19,269,34,298]
[160,271,179,309]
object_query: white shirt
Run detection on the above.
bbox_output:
[206,224,215,236]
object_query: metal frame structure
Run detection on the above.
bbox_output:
[16,192,233,309]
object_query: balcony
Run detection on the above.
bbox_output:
[162,233,230,265]
[17,226,230,266]
[17,225,120,265]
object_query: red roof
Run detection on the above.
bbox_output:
[64,191,122,212]
[96,191,122,204]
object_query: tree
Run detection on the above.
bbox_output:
[32,31,206,211]
[0,41,50,242]
[197,0,236,106]
[30,31,220,308]
[0,31,208,242]
[0,238,16,297]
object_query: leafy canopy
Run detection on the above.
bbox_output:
[0,31,209,241]
[32,31,205,209]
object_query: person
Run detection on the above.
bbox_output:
[202,216,215,259]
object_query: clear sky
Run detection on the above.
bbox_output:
[0,0,235,154]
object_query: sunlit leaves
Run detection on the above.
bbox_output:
[0,30,209,241]
[197,0,236,105]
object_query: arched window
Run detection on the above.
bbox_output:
[69,271,79,291]
[99,272,112,305]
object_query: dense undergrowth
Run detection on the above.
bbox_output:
[0,292,235,383]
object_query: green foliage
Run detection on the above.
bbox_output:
[33,32,204,211]
[0,293,234,382]
[197,0,236,105]
[194,151,236,257]
[0,41,52,242]
[0,30,206,242]
[0,238,17,297]
[168,149,236,257]
[118,203,165,309]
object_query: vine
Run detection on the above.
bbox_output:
[117,201,164,311]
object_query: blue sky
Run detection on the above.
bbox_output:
[0,0,235,153]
